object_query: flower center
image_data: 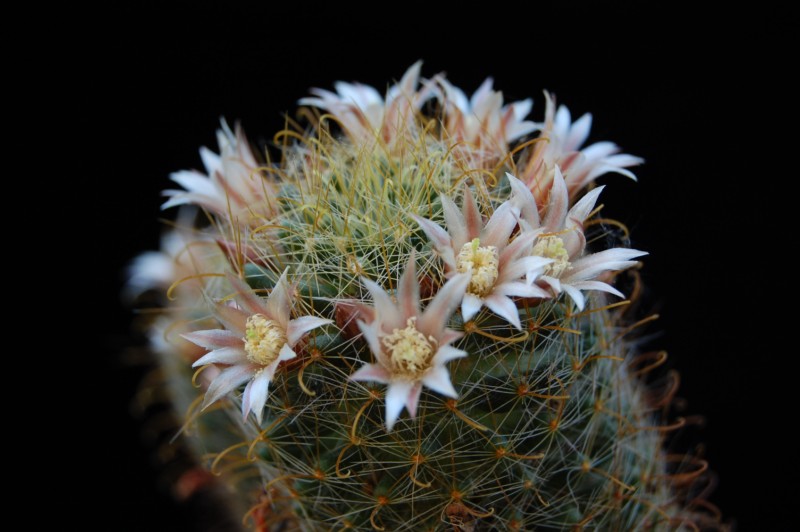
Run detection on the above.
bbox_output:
[244,314,287,366]
[382,317,436,379]
[456,238,499,297]
[532,235,571,277]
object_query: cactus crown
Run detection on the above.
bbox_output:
[135,62,719,530]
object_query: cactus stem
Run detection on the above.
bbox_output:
[335,442,356,479]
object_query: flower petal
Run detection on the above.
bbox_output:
[481,200,518,248]
[432,345,467,366]
[542,167,569,233]
[561,283,586,310]
[507,172,539,228]
[192,347,247,367]
[484,293,522,330]
[441,194,467,249]
[566,248,647,282]
[357,320,386,366]
[182,329,242,350]
[385,380,413,431]
[499,255,552,284]
[495,280,550,299]
[242,370,270,424]
[277,343,297,363]
[287,316,332,346]
[461,186,482,240]
[226,272,267,317]
[461,292,483,322]
[419,273,469,339]
[406,382,423,418]
[565,112,592,152]
[362,278,402,331]
[202,364,253,410]
[169,170,218,198]
[570,280,625,299]
[396,252,420,322]
[567,185,605,227]
[350,363,391,384]
[265,268,292,329]
[413,215,451,252]
[422,365,458,398]
[214,303,249,335]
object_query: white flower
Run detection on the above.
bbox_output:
[125,228,188,301]
[436,76,536,155]
[350,255,469,431]
[512,168,647,310]
[413,186,552,330]
[183,270,332,424]
[125,211,222,303]
[162,119,277,226]
[520,93,643,204]
[298,61,432,148]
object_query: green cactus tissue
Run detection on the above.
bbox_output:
[131,63,720,530]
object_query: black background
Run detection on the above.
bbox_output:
[89,3,789,530]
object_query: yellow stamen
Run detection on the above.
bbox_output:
[244,314,286,366]
[532,235,570,277]
[456,238,499,297]
[382,317,436,379]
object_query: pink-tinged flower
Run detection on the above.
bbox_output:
[436,76,536,155]
[162,119,277,226]
[350,255,470,431]
[298,61,432,148]
[183,271,332,424]
[413,186,552,330]
[125,213,224,303]
[512,168,647,310]
[125,228,189,301]
[520,93,643,204]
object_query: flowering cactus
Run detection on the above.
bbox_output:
[132,63,720,530]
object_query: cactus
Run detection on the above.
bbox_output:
[132,62,721,530]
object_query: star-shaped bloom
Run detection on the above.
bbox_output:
[413,186,552,330]
[299,61,432,148]
[520,93,643,205]
[436,76,536,156]
[183,270,332,424]
[511,168,647,310]
[350,255,469,431]
[162,119,277,226]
